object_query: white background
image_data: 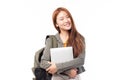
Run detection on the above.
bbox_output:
[0,0,120,80]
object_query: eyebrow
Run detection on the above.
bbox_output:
[58,15,69,19]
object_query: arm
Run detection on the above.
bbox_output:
[40,38,52,69]
[46,48,85,74]
[40,37,85,74]
[56,39,86,73]
[56,49,85,73]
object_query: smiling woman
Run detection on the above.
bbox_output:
[56,11,72,32]
[40,7,86,80]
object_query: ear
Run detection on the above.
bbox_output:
[56,24,59,27]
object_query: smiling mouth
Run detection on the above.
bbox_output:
[64,23,71,27]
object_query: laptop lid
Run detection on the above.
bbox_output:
[50,47,73,63]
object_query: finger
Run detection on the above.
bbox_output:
[73,68,78,71]
[48,61,51,64]
[46,67,50,71]
[75,69,78,71]
[48,70,51,73]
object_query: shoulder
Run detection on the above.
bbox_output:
[45,37,52,47]
[45,34,58,47]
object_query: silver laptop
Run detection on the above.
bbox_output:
[50,47,73,63]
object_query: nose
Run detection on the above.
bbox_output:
[64,18,69,22]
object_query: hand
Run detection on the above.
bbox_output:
[67,68,78,78]
[46,62,57,74]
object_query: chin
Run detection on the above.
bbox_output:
[66,26,72,30]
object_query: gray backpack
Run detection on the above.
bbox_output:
[32,35,57,80]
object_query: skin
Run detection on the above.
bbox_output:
[46,11,77,78]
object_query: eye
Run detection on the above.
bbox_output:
[66,15,70,18]
[59,18,64,21]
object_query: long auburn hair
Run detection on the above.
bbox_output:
[52,7,85,57]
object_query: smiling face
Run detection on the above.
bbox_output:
[56,11,72,32]
[52,7,84,57]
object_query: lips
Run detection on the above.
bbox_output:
[64,22,71,27]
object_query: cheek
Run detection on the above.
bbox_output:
[57,21,64,26]
[68,18,71,23]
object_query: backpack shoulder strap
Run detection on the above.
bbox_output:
[46,35,58,48]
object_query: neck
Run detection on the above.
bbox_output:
[60,31,69,43]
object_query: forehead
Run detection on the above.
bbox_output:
[57,11,68,18]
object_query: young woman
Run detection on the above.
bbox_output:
[40,7,86,80]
